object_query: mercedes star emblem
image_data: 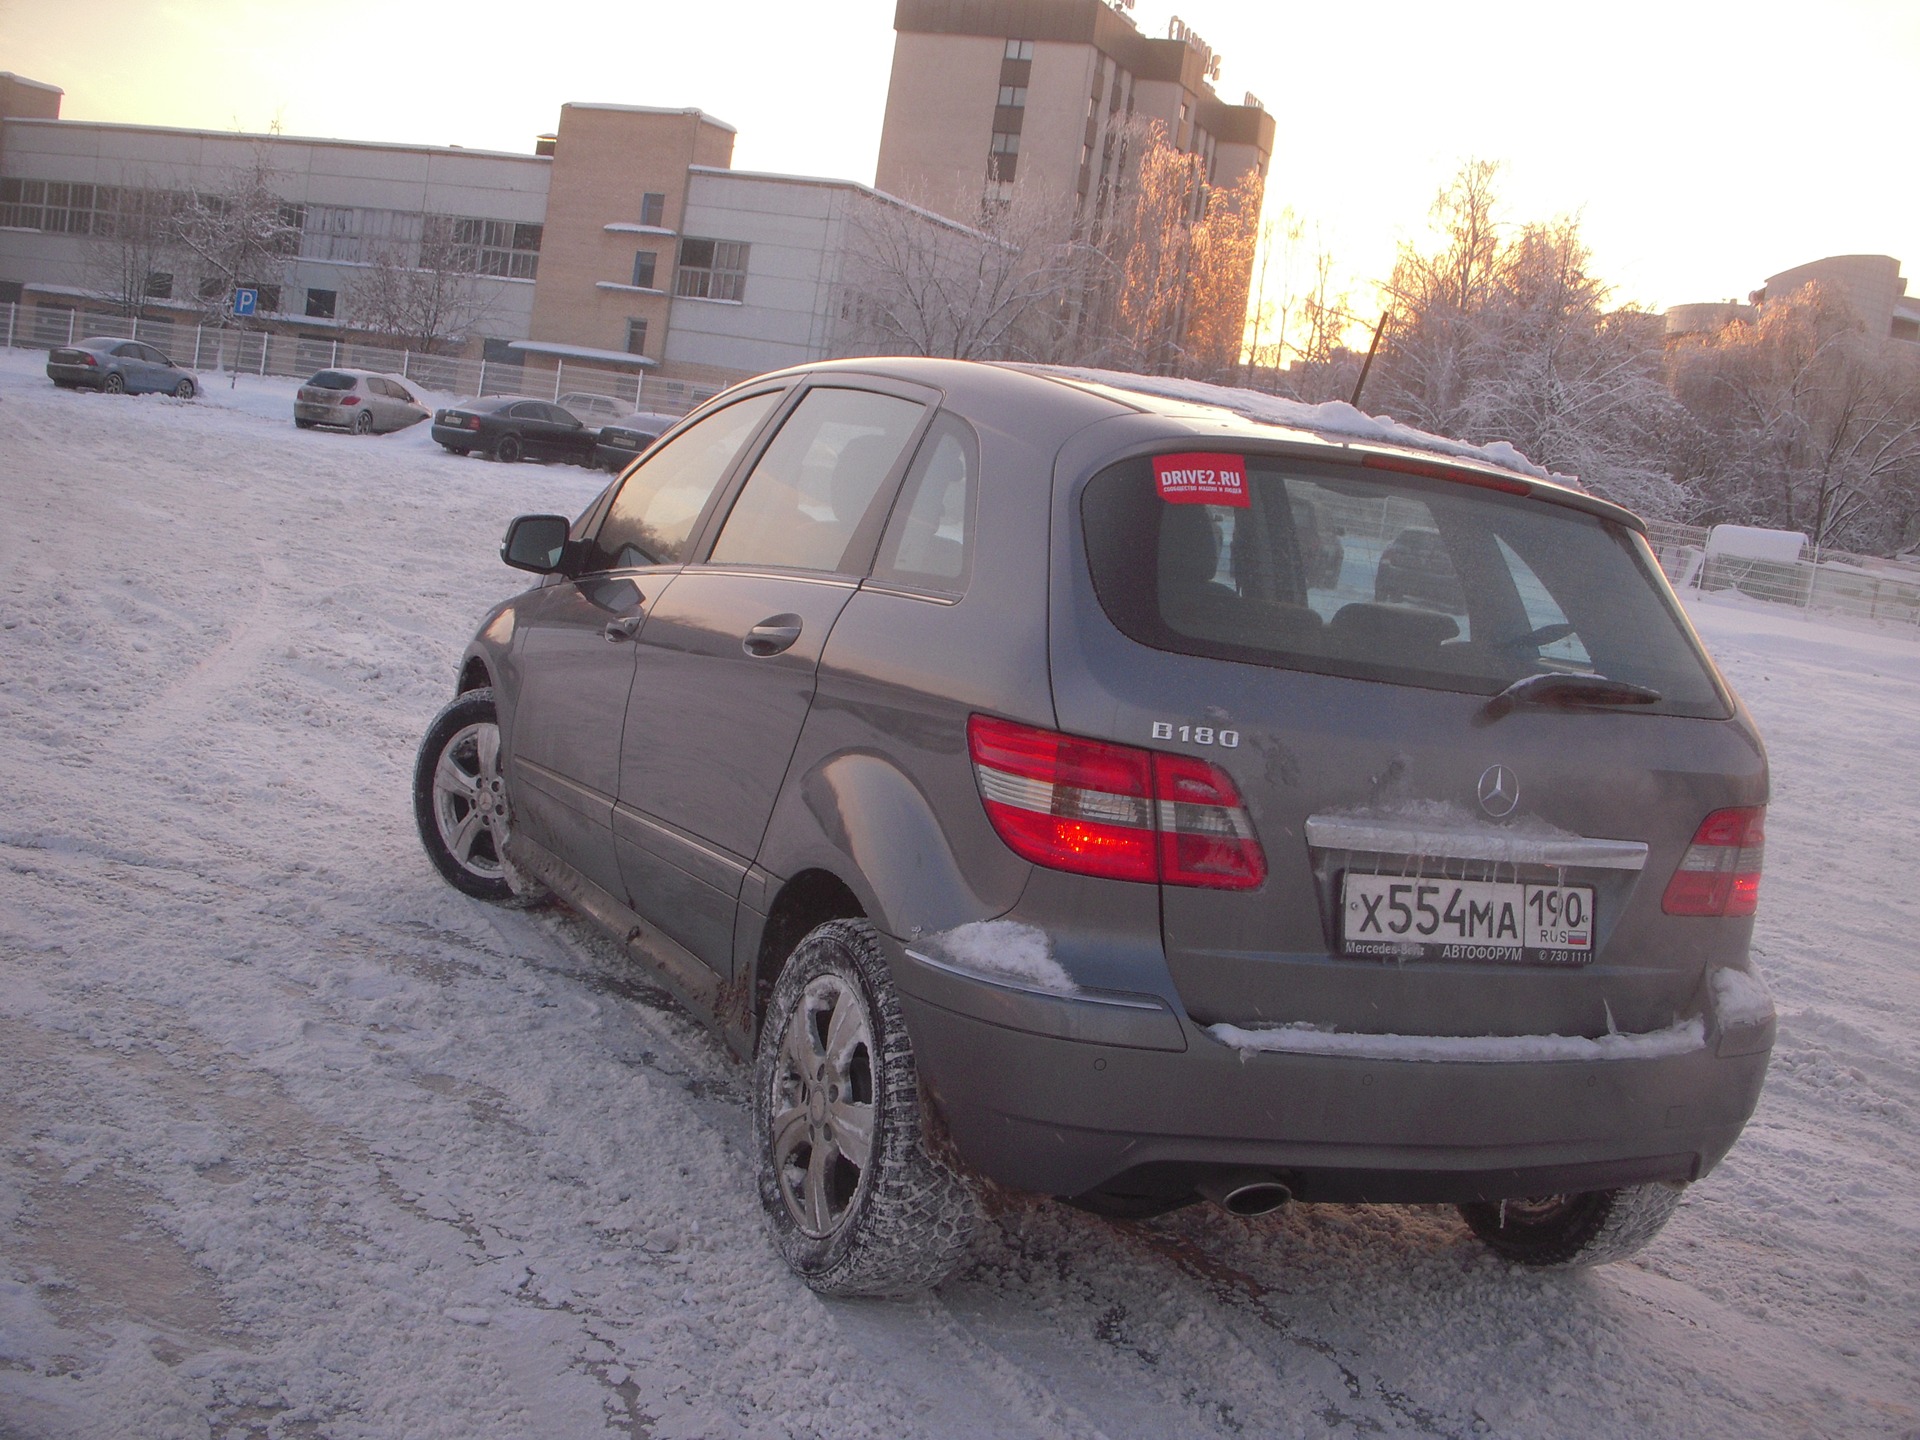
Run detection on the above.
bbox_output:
[1477,764,1519,818]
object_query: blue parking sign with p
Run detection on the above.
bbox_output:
[233,287,258,317]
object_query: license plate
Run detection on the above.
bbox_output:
[1339,874,1594,965]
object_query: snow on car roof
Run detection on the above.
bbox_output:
[1032,366,1572,488]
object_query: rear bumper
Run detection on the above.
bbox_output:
[46,363,104,389]
[431,423,482,449]
[595,443,642,471]
[890,940,1773,1204]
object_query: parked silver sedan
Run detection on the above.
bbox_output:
[46,337,199,398]
[294,369,430,435]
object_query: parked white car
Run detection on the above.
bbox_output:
[294,369,430,435]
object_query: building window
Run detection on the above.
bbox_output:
[251,284,282,314]
[641,192,667,228]
[305,288,336,319]
[144,271,174,300]
[631,250,657,289]
[998,85,1027,107]
[675,238,748,302]
[0,176,115,233]
[1003,37,1033,60]
[626,318,649,355]
[988,130,1020,183]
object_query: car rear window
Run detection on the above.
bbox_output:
[1080,454,1729,719]
[309,371,357,390]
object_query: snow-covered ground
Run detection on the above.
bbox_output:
[1,348,1915,1440]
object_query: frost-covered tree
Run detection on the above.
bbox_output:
[1372,163,1682,515]
[1094,121,1262,379]
[1668,282,1920,553]
[841,189,1079,362]
[84,175,185,318]
[350,216,508,356]
[1374,159,1504,438]
[173,145,302,368]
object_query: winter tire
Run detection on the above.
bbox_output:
[412,688,544,905]
[103,371,125,394]
[352,408,374,435]
[493,434,523,463]
[754,919,977,1296]
[1459,1182,1685,1267]
[174,377,196,400]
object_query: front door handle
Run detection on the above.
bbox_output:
[743,613,803,657]
[603,614,645,642]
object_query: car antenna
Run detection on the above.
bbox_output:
[1349,311,1390,410]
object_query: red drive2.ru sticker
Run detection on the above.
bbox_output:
[1154,452,1250,508]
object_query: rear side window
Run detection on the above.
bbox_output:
[872,411,977,594]
[589,390,781,569]
[708,387,924,573]
[1080,455,1728,718]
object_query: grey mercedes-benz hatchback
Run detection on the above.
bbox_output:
[414,358,1774,1295]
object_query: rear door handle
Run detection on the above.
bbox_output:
[603,614,645,642]
[743,614,803,657]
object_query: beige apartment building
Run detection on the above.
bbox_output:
[1,1,1277,393]
[1665,255,1920,346]
[876,0,1274,235]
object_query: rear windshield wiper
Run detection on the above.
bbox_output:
[1483,671,1662,719]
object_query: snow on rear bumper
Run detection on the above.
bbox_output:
[891,940,1773,1202]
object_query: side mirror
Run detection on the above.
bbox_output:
[501,513,572,574]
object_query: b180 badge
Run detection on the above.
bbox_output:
[1151,721,1240,747]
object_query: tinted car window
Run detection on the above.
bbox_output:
[709,387,924,573]
[589,390,782,570]
[872,411,977,593]
[309,371,356,390]
[1081,456,1728,718]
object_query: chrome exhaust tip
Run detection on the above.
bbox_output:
[1200,1174,1294,1217]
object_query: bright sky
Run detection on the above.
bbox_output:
[5,0,1916,334]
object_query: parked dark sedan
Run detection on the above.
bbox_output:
[415,357,1773,1296]
[592,411,678,472]
[430,395,600,465]
[1374,525,1465,611]
[47,337,199,398]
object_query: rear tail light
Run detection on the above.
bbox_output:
[967,715,1266,889]
[1662,806,1765,916]
[341,395,360,406]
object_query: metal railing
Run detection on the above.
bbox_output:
[1,300,720,416]
[1643,518,1920,636]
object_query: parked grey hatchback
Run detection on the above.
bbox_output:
[413,358,1774,1295]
